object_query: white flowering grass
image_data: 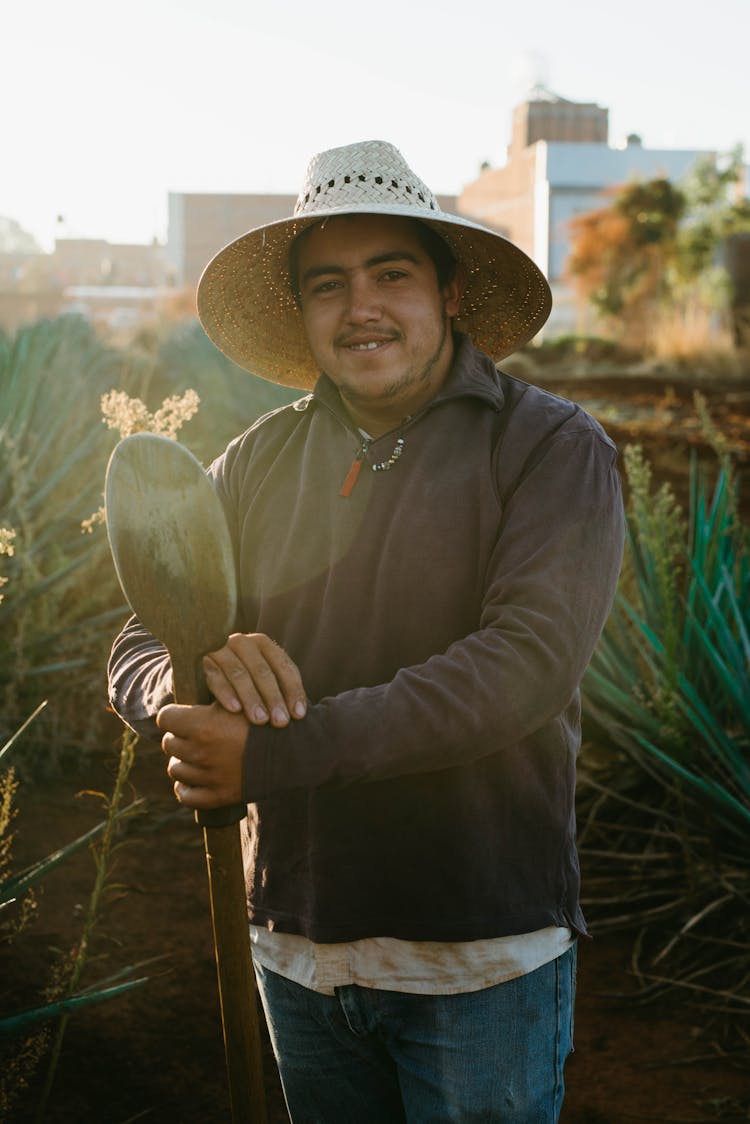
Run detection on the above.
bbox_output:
[0,528,16,604]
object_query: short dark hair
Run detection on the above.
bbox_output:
[409,221,458,288]
[288,217,457,303]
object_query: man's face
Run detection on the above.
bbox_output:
[296,215,462,436]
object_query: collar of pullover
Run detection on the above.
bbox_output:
[308,334,506,431]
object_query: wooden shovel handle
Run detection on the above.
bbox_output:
[197,804,247,828]
[174,655,248,828]
[203,821,267,1122]
[174,656,268,1122]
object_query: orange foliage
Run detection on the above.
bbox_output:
[567,205,632,301]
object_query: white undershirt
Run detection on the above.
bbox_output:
[251,925,574,996]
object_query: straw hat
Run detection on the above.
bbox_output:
[197,140,552,389]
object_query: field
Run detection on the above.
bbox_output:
[2,353,749,1123]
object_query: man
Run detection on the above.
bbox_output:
[109,139,625,1122]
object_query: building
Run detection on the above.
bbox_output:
[167,191,459,289]
[167,193,295,290]
[458,86,717,332]
[52,238,173,288]
[0,236,175,334]
[167,95,734,336]
[4,92,735,339]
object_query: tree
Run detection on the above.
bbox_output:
[566,148,750,353]
[566,178,685,349]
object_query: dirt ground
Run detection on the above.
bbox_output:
[3,370,750,1123]
[4,737,749,1124]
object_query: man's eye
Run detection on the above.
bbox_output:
[382,270,407,282]
[311,279,341,295]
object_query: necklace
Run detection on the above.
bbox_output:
[372,438,405,473]
[339,436,406,497]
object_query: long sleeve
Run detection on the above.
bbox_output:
[108,617,173,741]
[241,424,625,801]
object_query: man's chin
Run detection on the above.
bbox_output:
[340,375,412,407]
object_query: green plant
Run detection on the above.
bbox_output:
[578,427,749,1038]
[566,147,750,357]
[0,719,152,1121]
[0,471,153,1120]
[32,731,146,1119]
[153,319,299,464]
[0,317,138,770]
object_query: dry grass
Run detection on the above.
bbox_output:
[649,302,741,368]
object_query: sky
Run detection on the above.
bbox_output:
[3,0,749,251]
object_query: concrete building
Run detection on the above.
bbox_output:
[167,193,296,291]
[458,86,716,332]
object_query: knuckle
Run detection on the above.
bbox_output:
[227,664,250,682]
[228,631,259,652]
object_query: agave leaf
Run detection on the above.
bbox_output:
[634,732,750,840]
[0,799,144,905]
[25,660,89,675]
[617,596,666,655]
[0,976,149,1035]
[583,667,660,732]
[679,617,750,745]
[716,564,750,665]
[0,700,48,768]
[75,954,169,995]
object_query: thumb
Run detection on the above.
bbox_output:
[156,702,199,734]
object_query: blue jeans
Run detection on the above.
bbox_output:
[255,944,576,1123]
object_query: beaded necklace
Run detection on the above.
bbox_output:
[339,435,406,497]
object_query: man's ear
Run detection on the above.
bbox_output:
[442,263,468,318]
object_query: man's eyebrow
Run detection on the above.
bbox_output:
[300,250,421,286]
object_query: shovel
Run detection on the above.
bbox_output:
[105,431,267,1123]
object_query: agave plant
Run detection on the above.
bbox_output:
[579,441,749,1032]
[0,317,142,770]
[154,318,299,463]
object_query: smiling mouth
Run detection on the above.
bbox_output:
[341,336,397,352]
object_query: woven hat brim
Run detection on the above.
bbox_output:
[197,204,552,389]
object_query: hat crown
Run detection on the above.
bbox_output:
[294,140,441,218]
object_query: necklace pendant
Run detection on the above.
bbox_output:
[340,457,363,497]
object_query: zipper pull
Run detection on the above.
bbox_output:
[340,440,369,497]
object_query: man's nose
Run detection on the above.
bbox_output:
[346,276,382,322]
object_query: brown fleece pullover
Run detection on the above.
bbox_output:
[108,336,625,943]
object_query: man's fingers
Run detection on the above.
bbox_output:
[166,755,233,808]
[156,701,247,809]
[203,633,307,725]
[166,753,204,786]
[203,651,267,720]
[171,778,232,810]
[157,702,207,739]
[259,636,308,718]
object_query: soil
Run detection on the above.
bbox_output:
[3,370,749,1124]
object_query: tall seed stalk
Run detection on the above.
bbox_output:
[34,731,139,1121]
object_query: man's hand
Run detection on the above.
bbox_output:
[202,632,307,726]
[157,701,249,810]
